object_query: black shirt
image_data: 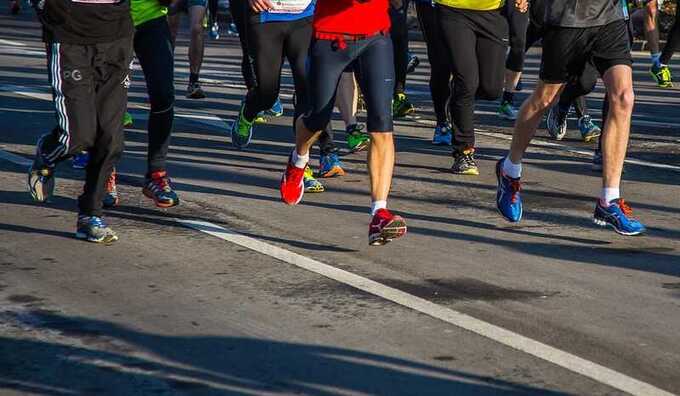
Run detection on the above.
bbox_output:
[39,0,133,44]
[544,0,624,28]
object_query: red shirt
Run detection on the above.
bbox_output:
[313,0,391,38]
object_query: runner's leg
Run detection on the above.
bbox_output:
[186,4,207,97]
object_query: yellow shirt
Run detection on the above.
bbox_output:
[435,0,504,10]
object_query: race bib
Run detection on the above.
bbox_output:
[269,0,312,13]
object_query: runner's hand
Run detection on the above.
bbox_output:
[249,0,273,12]
[515,0,529,13]
[390,0,403,9]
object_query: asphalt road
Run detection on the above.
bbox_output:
[1,10,679,396]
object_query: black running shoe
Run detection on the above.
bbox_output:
[186,82,206,99]
[451,148,479,175]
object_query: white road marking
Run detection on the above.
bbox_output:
[3,83,679,173]
[0,149,32,167]
[0,38,26,46]
[410,117,680,173]
[178,219,675,396]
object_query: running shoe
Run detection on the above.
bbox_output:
[515,78,523,92]
[102,169,119,209]
[498,101,518,121]
[210,22,220,40]
[578,115,601,143]
[186,82,207,99]
[591,150,603,172]
[254,112,267,124]
[231,102,254,149]
[319,152,345,178]
[280,154,305,205]
[10,0,19,14]
[432,123,452,146]
[346,124,370,153]
[495,158,522,223]
[593,198,646,236]
[368,208,407,246]
[28,138,55,203]
[76,215,118,243]
[303,166,325,193]
[123,112,134,127]
[227,23,239,36]
[406,52,420,74]
[650,64,673,88]
[546,105,568,141]
[142,170,180,208]
[392,93,415,118]
[72,151,90,169]
[451,148,479,175]
[266,97,284,117]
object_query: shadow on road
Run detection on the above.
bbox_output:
[0,310,568,395]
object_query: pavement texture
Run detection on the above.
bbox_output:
[0,10,679,396]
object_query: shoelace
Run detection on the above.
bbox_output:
[618,199,634,217]
[150,175,171,192]
[508,179,522,204]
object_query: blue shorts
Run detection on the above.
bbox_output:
[303,34,394,133]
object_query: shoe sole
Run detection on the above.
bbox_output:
[143,189,179,209]
[349,141,370,153]
[369,218,407,246]
[650,71,673,88]
[305,186,325,193]
[582,132,601,143]
[394,108,416,118]
[319,166,345,178]
[451,168,480,176]
[593,217,643,236]
[186,92,207,99]
[498,112,517,121]
[75,231,119,243]
[28,169,54,203]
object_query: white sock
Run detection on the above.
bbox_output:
[291,150,309,169]
[371,200,387,215]
[600,187,620,206]
[502,156,522,179]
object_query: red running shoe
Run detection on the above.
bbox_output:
[369,208,407,246]
[280,157,305,205]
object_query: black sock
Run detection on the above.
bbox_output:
[190,73,199,84]
[502,90,514,105]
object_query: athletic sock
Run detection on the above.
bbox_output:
[189,73,199,84]
[291,150,309,169]
[502,156,522,179]
[502,90,514,105]
[651,53,662,68]
[600,188,620,207]
[371,200,387,216]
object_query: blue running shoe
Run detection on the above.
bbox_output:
[72,151,90,169]
[209,22,220,40]
[495,159,522,222]
[578,115,601,143]
[76,215,118,243]
[266,97,284,117]
[318,152,345,178]
[593,199,646,236]
[432,123,452,146]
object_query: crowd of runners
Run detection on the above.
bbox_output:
[19,0,679,245]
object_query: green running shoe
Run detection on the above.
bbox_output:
[346,124,370,153]
[231,102,254,149]
[392,93,415,118]
[123,112,133,127]
[650,64,673,88]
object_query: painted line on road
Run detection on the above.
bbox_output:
[411,117,680,173]
[177,219,674,396]
[4,83,679,173]
[0,38,26,46]
[0,149,32,167]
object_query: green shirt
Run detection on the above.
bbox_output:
[131,0,167,27]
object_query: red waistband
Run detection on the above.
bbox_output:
[314,29,388,50]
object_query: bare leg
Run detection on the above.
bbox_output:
[294,116,322,157]
[508,81,564,163]
[335,72,358,127]
[600,65,634,190]
[645,1,660,55]
[188,5,206,76]
[504,69,522,92]
[367,132,395,202]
